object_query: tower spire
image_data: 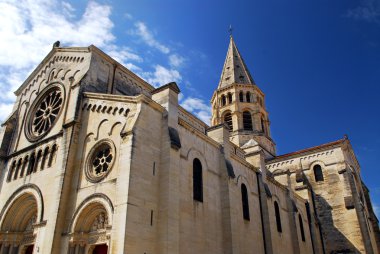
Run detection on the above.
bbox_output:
[211,34,276,157]
[217,36,255,89]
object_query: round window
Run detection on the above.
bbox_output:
[25,85,64,141]
[86,140,116,182]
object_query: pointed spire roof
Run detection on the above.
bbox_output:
[218,36,255,89]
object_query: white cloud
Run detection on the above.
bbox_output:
[178,93,184,101]
[0,102,14,122]
[134,22,170,54]
[169,54,185,68]
[180,97,211,124]
[106,45,143,65]
[0,0,145,121]
[143,65,182,87]
[346,0,380,24]
[0,0,189,122]
[61,1,75,18]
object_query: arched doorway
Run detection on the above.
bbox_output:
[25,245,34,254]
[69,202,111,253]
[0,193,38,253]
[92,244,108,254]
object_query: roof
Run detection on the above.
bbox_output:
[267,138,347,163]
[218,36,255,89]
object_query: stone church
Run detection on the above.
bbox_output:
[0,35,378,254]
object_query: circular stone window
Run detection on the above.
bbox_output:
[85,140,116,182]
[25,85,64,141]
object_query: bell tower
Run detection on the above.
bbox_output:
[210,35,276,158]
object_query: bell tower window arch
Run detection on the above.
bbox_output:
[243,111,253,131]
[239,91,244,102]
[223,112,233,131]
[227,93,233,104]
[246,92,251,102]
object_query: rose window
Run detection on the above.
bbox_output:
[86,140,116,182]
[92,146,113,175]
[26,85,65,141]
[32,90,62,136]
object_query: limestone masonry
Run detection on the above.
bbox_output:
[0,37,378,254]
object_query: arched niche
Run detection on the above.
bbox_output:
[0,190,41,252]
[68,194,113,254]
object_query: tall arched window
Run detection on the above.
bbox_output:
[20,156,29,177]
[239,91,244,102]
[298,214,306,242]
[7,161,16,182]
[243,111,253,131]
[41,147,49,170]
[274,201,282,232]
[14,159,22,180]
[227,93,233,104]
[246,92,251,102]
[313,164,324,182]
[193,158,203,202]
[261,117,266,134]
[224,112,233,131]
[241,184,250,220]
[221,95,226,106]
[27,153,36,175]
[48,144,57,167]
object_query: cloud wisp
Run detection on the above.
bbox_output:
[346,0,380,24]
[134,22,170,54]
[0,0,138,120]
[180,97,211,124]
[142,65,182,87]
[0,0,210,127]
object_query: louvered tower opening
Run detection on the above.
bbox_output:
[224,112,233,131]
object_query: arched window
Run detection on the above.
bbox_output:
[7,161,16,182]
[246,92,251,102]
[14,159,22,180]
[261,117,266,134]
[224,112,233,131]
[243,111,253,131]
[241,184,250,220]
[221,95,226,106]
[48,144,57,167]
[193,158,203,202]
[20,156,29,177]
[239,91,244,102]
[313,164,324,182]
[41,147,49,170]
[274,201,282,232]
[228,93,233,104]
[298,214,305,242]
[27,153,36,175]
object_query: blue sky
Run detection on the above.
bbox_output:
[0,0,379,216]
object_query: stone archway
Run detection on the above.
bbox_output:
[0,193,38,253]
[68,201,111,254]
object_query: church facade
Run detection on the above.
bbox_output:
[0,36,378,254]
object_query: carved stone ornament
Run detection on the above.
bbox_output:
[90,212,108,232]
[25,84,65,142]
[85,140,116,183]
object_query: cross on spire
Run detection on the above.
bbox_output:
[229,25,233,37]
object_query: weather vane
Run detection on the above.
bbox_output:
[229,25,233,36]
